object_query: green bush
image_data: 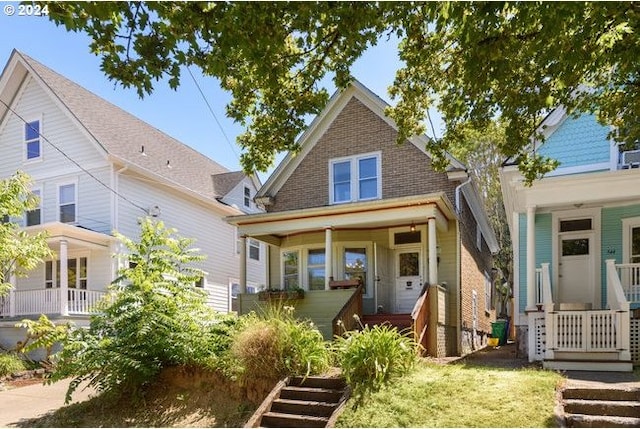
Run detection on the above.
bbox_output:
[333,320,418,404]
[229,305,330,381]
[0,353,27,377]
[50,219,222,402]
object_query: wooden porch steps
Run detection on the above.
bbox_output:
[361,313,413,331]
[245,376,349,428]
[561,380,640,427]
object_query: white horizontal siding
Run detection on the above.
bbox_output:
[117,173,266,312]
[222,178,263,214]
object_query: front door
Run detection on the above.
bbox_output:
[558,231,597,305]
[395,248,422,313]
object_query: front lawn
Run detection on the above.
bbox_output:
[336,361,563,428]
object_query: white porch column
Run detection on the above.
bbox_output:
[9,273,16,317]
[324,227,333,290]
[59,240,69,316]
[239,235,247,294]
[526,206,536,311]
[428,217,438,285]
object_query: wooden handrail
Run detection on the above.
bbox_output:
[411,286,431,356]
[332,284,363,337]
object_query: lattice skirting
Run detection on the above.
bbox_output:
[631,319,639,364]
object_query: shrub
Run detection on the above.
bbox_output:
[333,320,418,404]
[49,219,221,402]
[16,314,73,362]
[229,305,330,381]
[0,353,26,377]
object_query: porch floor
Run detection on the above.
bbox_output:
[361,313,412,331]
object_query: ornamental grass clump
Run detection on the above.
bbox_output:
[230,305,330,381]
[333,317,417,405]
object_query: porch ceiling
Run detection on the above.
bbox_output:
[228,194,454,241]
[502,167,640,214]
[26,222,115,251]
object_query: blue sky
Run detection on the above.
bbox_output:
[0,8,438,181]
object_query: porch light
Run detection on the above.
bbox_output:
[410,222,416,232]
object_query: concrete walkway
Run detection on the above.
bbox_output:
[0,379,96,427]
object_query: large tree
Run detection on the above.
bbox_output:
[0,171,53,296]
[45,2,640,182]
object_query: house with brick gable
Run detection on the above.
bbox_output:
[227,81,499,357]
[500,107,640,371]
[0,50,267,350]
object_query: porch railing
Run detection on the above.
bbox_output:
[332,284,363,337]
[614,262,640,304]
[0,288,106,318]
[541,261,630,360]
[411,286,431,355]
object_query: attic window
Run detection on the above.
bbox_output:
[244,186,251,208]
[329,152,381,204]
[25,120,41,160]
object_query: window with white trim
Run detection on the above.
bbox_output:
[244,186,251,208]
[282,250,300,290]
[26,188,41,226]
[59,183,76,223]
[329,152,381,204]
[25,120,41,161]
[344,247,367,293]
[45,257,88,289]
[249,239,260,261]
[307,248,326,290]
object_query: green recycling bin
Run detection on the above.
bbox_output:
[491,320,507,346]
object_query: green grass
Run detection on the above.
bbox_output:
[336,361,564,428]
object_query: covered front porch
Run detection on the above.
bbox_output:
[0,222,113,319]
[228,194,459,356]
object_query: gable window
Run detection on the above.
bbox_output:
[330,152,381,204]
[59,183,76,223]
[244,186,251,208]
[25,120,41,160]
[26,188,41,226]
[249,239,260,261]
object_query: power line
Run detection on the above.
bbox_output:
[0,98,149,215]
[186,65,241,160]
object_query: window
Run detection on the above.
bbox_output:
[244,186,251,208]
[485,272,492,312]
[562,238,590,256]
[26,188,41,226]
[45,257,88,289]
[560,218,592,232]
[282,250,300,290]
[394,231,421,246]
[330,153,381,204]
[344,247,367,293]
[25,120,41,160]
[249,239,260,261]
[59,183,76,223]
[195,277,205,288]
[632,226,640,263]
[1,214,10,224]
[307,248,326,290]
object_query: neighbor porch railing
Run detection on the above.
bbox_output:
[0,288,106,318]
[614,262,640,304]
[540,261,631,361]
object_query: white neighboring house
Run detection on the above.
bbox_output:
[0,49,266,349]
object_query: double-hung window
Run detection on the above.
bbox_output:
[249,239,260,261]
[282,250,300,290]
[59,183,76,223]
[26,188,41,226]
[25,120,41,161]
[330,152,381,204]
[244,186,251,208]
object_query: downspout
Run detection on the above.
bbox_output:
[454,173,472,215]
[112,165,128,278]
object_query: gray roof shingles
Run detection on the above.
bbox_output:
[18,50,237,201]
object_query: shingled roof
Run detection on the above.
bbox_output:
[6,50,241,203]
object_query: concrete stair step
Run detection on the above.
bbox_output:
[544,359,633,372]
[260,411,329,428]
[565,413,640,428]
[271,398,337,417]
[563,387,640,402]
[563,399,640,418]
